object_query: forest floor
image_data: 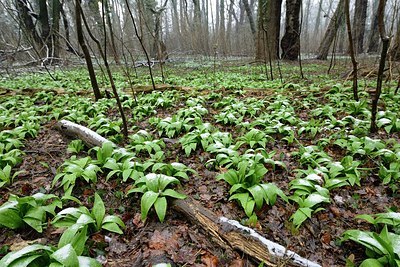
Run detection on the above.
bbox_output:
[1,58,400,267]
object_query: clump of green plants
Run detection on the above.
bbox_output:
[52,193,125,234]
[0,193,62,233]
[342,211,400,266]
[127,173,186,222]
[217,159,287,221]
[52,156,101,196]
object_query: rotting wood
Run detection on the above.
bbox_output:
[55,119,322,267]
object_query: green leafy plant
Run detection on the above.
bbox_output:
[0,164,23,188]
[67,140,85,154]
[128,130,165,155]
[103,157,143,182]
[52,156,101,196]
[0,243,101,267]
[217,160,287,217]
[235,128,272,149]
[150,115,194,138]
[342,225,400,266]
[52,193,125,234]
[127,173,186,222]
[0,193,61,233]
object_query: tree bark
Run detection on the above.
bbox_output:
[353,0,368,54]
[256,0,283,60]
[344,0,359,101]
[281,0,301,60]
[316,0,345,60]
[389,20,400,61]
[75,0,102,101]
[242,0,257,40]
[55,119,322,267]
[370,0,389,133]
[368,0,380,53]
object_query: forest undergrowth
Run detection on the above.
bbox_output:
[0,59,400,266]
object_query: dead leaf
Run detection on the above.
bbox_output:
[320,232,331,244]
[201,253,219,267]
[229,258,245,267]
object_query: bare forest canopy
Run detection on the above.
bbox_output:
[0,0,400,66]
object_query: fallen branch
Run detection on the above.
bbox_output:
[55,119,321,267]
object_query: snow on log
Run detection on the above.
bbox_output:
[55,119,321,267]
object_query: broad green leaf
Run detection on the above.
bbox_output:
[359,258,384,267]
[291,207,312,228]
[162,189,186,199]
[51,244,79,267]
[154,196,167,222]
[102,222,123,234]
[141,191,159,221]
[248,185,264,209]
[0,201,24,229]
[8,254,44,267]
[0,244,52,266]
[342,230,387,255]
[92,193,105,230]
[303,193,330,208]
[77,256,102,267]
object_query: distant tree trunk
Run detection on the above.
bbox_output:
[256,0,283,60]
[368,0,380,53]
[371,0,389,133]
[226,0,235,54]
[281,0,301,60]
[389,18,400,60]
[353,0,368,54]
[313,0,323,38]
[104,0,120,64]
[316,0,345,60]
[16,0,44,54]
[242,0,256,40]
[302,0,311,51]
[344,0,359,101]
[219,0,226,55]
[75,0,102,101]
[51,0,61,58]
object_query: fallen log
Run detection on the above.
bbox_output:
[55,119,321,267]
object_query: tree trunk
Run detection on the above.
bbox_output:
[256,0,283,60]
[15,0,43,53]
[75,0,102,101]
[316,0,345,60]
[51,0,61,58]
[389,19,400,61]
[370,0,389,133]
[219,0,226,55]
[104,0,120,64]
[281,0,301,60]
[242,0,257,40]
[313,0,323,48]
[368,0,380,53]
[344,0,359,101]
[353,0,368,54]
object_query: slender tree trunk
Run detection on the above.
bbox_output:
[353,0,368,54]
[51,0,61,58]
[256,0,283,60]
[281,0,301,60]
[104,0,120,64]
[371,0,389,133]
[368,0,380,53]
[242,0,256,40]
[316,0,345,60]
[390,17,400,60]
[313,0,323,46]
[219,0,226,55]
[75,0,102,101]
[344,0,359,101]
